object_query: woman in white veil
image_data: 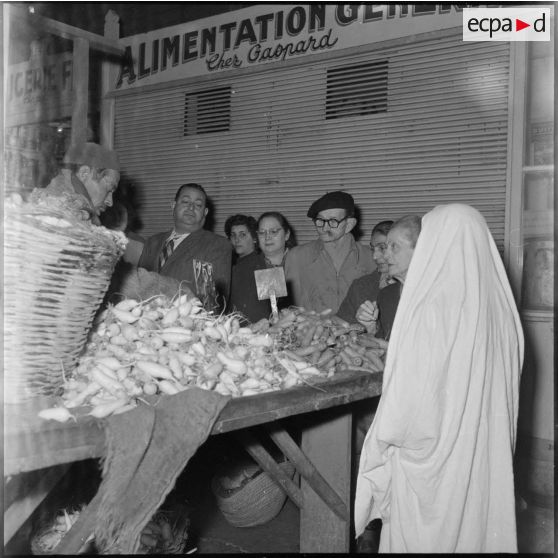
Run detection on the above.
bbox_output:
[354,204,523,552]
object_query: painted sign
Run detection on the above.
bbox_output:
[114,3,472,91]
[6,51,73,126]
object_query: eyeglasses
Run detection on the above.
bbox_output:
[313,216,348,229]
[257,228,282,237]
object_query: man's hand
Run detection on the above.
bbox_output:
[356,300,379,334]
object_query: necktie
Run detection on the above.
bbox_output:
[159,237,176,270]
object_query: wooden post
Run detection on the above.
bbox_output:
[266,424,349,521]
[71,38,89,145]
[299,408,352,552]
[100,9,120,148]
[235,429,305,509]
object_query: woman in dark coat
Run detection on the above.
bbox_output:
[228,212,295,323]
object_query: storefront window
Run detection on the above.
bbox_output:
[4,7,101,194]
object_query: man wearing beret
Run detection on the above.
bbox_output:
[45,142,120,225]
[284,191,375,314]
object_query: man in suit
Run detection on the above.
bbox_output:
[138,183,232,311]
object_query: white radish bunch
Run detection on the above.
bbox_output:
[40,293,333,422]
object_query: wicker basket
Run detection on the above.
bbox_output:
[211,460,296,528]
[4,192,127,401]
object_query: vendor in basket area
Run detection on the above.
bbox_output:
[45,142,120,225]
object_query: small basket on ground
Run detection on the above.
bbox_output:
[211,460,296,528]
[4,192,127,402]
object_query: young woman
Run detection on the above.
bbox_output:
[224,214,258,263]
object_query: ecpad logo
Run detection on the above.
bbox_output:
[463,7,551,41]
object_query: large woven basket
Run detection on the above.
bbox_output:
[211,460,296,528]
[4,192,127,401]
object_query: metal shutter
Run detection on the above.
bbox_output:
[114,32,510,248]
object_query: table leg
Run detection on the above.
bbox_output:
[299,407,352,553]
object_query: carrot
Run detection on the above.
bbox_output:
[316,349,336,369]
[330,315,350,328]
[301,324,317,346]
[357,335,385,349]
[310,348,325,365]
[338,350,354,368]
[281,349,307,362]
[365,350,385,371]
[312,324,325,341]
[293,344,319,357]
[344,345,364,360]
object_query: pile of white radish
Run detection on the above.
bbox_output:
[39,293,327,422]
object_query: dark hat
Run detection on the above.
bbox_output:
[63,142,120,171]
[307,190,355,219]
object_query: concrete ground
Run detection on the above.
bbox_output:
[5,439,554,555]
[186,494,553,555]
[180,438,554,554]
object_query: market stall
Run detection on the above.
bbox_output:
[4,3,554,555]
[5,369,382,553]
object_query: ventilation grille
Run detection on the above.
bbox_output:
[326,60,388,120]
[184,86,231,135]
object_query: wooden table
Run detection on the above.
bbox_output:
[5,370,382,553]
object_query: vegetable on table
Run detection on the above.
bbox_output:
[39,293,387,421]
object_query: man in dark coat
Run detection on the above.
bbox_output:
[138,183,232,311]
